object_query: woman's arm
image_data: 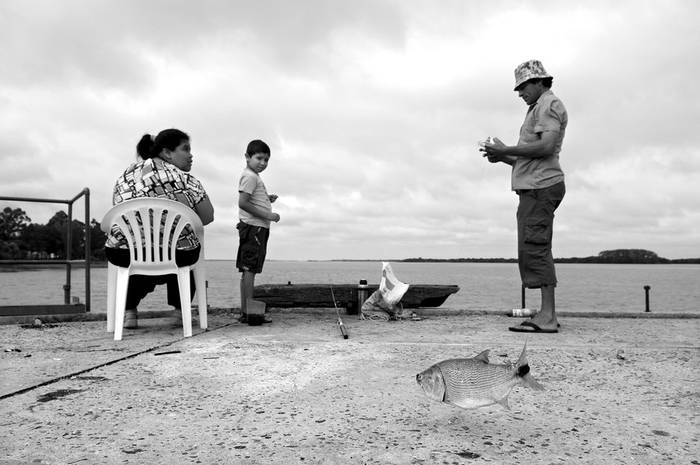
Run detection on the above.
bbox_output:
[194,196,215,225]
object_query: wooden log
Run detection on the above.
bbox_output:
[0,304,87,316]
[253,284,459,309]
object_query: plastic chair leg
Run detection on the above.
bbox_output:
[106,263,117,332]
[113,267,131,341]
[177,268,193,338]
[193,266,207,329]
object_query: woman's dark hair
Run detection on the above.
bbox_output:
[246,139,270,156]
[136,129,189,159]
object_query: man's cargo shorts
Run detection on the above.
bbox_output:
[516,181,565,288]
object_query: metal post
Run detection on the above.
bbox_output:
[644,285,651,312]
[84,188,91,312]
[521,284,526,309]
[64,203,73,304]
[356,279,369,317]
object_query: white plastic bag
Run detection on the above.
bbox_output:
[379,262,409,305]
[360,262,409,320]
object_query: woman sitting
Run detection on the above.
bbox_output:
[104,128,214,329]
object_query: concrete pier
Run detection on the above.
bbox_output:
[1,309,698,464]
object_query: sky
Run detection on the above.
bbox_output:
[1,0,698,261]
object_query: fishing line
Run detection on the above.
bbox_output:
[329,283,349,339]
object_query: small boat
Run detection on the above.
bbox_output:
[253,283,459,310]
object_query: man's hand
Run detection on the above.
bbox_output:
[269,194,278,203]
[481,137,506,162]
[269,213,280,222]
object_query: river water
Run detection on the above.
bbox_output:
[1,261,698,314]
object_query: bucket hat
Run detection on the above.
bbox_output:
[513,59,551,90]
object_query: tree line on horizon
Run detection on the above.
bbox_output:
[3,206,697,265]
[0,207,107,261]
[403,249,699,264]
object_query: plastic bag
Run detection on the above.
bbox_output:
[360,262,409,320]
[379,262,409,305]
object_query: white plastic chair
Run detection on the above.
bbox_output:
[101,198,208,340]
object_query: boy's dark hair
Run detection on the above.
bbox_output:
[137,129,189,159]
[246,139,270,157]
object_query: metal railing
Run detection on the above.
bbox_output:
[0,188,91,315]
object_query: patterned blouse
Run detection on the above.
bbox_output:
[105,157,208,250]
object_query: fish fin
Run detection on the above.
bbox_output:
[514,340,544,390]
[474,349,490,363]
[496,396,510,410]
[515,340,528,368]
[521,373,545,391]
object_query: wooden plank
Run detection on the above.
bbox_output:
[0,304,87,316]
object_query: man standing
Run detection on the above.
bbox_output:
[482,59,567,333]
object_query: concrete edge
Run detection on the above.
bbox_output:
[1,306,698,325]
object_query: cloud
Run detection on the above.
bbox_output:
[1,0,698,260]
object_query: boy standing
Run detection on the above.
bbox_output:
[236,139,280,323]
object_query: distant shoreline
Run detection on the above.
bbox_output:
[320,258,700,264]
[2,257,698,271]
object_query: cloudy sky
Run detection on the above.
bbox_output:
[1,0,698,260]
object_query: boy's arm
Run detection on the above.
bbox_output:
[239,192,280,222]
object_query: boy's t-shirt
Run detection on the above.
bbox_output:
[238,167,271,228]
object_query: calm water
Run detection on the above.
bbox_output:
[0,261,698,314]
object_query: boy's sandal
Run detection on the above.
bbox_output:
[263,313,273,324]
[238,313,248,324]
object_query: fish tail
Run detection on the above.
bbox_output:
[515,340,545,390]
[521,372,545,390]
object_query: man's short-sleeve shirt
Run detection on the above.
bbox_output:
[106,157,207,249]
[238,167,271,228]
[512,89,567,190]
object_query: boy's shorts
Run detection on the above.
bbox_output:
[236,221,270,274]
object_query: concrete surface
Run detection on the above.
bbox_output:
[0,309,698,465]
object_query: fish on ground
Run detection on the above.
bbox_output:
[416,343,544,410]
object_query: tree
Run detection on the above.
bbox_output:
[0,207,32,259]
[0,207,31,241]
[89,219,107,261]
[597,249,665,263]
[22,223,61,258]
[1,208,108,260]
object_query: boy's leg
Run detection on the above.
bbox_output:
[240,270,256,320]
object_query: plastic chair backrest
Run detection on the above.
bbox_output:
[101,198,204,275]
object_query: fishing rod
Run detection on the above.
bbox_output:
[329,284,349,339]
